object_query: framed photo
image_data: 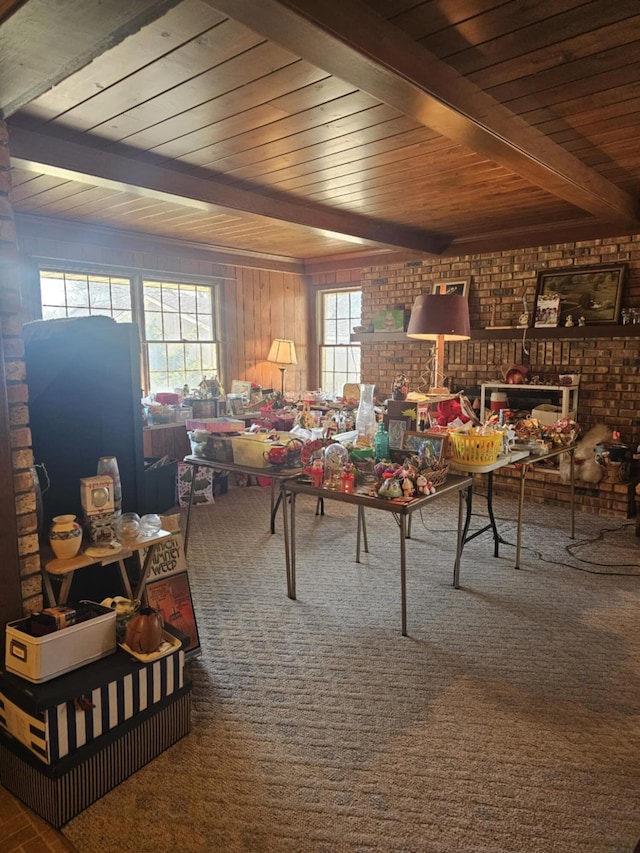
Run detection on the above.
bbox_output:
[373,309,406,333]
[231,380,252,400]
[432,278,470,299]
[401,430,448,466]
[534,294,560,328]
[145,570,201,659]
[534,264,626,326]
[386,417,409,450]
[227,394,245,416]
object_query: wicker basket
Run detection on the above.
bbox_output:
[449,432,502,466]
[423,464,449,487]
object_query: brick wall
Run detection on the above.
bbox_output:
[0,119,41,614]
[311,237,640,517]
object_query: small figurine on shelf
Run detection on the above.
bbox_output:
[578,316,586,326]
[565,314,574,327]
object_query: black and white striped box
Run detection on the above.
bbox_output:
[0,640,184,764]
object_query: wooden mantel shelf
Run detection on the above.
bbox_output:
[352,324,640,343]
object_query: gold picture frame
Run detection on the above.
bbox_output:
[534,264,626,326]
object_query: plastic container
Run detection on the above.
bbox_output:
[449,432,502,466]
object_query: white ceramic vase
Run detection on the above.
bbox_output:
[49,514,83,560]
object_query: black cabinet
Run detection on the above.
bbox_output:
[24,317,146,532]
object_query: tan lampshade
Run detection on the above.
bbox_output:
[267,339,298,365]
[406,294,471,340]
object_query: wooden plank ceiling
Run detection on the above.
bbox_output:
[2,0,640,266]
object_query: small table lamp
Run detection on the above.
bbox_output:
[406,294,470,394]
[267,338,297,396]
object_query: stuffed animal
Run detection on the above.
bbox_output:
[558,424,612,484]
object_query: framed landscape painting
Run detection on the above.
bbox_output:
[534,264,626,326]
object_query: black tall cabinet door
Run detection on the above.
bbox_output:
[24,317,146,532]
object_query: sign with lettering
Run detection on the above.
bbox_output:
[143,530,186,582]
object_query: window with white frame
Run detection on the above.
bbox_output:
[318,288,362,397]
[38,268,221,395]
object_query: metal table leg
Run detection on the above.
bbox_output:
[400,513,408,636]
[453,487,466,588]
[284,491,296,600]
[183,462,198,555]
[515,465,528,569]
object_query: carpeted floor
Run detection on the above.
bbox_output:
[63,485,640,853]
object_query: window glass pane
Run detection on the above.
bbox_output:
[39,270,132,321]
[197,315,213,340]
[40,274,65,306]
[66,276,89,307]
[201,343,217,371]
[145,311,164,341]
[148,343,167,372]
[161,284,179,312]
[89,281,112,309]
[111,283,131,309]
[319,288,362,395]
[180,313,199,341]
[179,286,196,313]
[196,289,212,313]
[163,313,181,340]
[144,282,162,312]
[67,306,91,317]
[42,305,68,320]
[167,342,185,371]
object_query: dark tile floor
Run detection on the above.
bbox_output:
[0,786,76,852]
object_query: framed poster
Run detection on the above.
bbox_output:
[432,278,470,299]
[534,264,626,326]
[145,571,201,659]
[534,294,560,328]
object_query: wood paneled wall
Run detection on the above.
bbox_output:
[225,266,308,395]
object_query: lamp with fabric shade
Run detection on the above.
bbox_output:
[406,294,471,395]
[267,339,297,396]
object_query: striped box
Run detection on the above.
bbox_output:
[0,685,191,829]
[0,642,184,764]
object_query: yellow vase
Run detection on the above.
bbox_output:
[49,514,83,560]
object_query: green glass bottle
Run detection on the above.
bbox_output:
[374,421,390,461]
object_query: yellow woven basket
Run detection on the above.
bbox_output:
[450,432,502,466]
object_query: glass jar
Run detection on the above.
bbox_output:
[97,456,122,516]
[355,383,376,446]
[374,422,390,461]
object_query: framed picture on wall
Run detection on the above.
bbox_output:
[432,278,470,299]
[534,264,626,326]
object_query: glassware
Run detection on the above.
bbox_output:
[115,512,141,543]
[374,422,390,461]
[355,383,376,446]
[97,456,122,516]
[139,513,162,537]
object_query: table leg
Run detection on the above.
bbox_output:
[486,472,501,558]
[515,465,528,570]
[569,448,575,539]
[400,514,407,636]
[361,507,368,553]
[461,481,473,545]
[356,505,362,562]
[290,492,297,599]
[41,571,58,607]
[134,542,161,602]
[117,559,134,599]
[57,573,74,605]
[281,485,293,598]
[453,488,466,588]
[183,462,198,555]
[270,477,283,534]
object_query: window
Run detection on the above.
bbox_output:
[319,288,361,397]
[143,279,219,394]
[40,270,132,322]
[38,268,221,395]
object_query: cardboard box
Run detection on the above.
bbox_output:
[185,417,244,433]
[531,404,576,426]
[5,605,116,683]
[0,685,191,828]
[231,431,292,468]
[0,640,185,764]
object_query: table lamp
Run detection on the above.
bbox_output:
[406,294,471,395]
[267,338,297,396]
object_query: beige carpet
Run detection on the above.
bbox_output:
[63,485,640,853]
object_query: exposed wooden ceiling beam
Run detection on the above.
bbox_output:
[0,0,183,117]
[205,0,640,230]
[8,127,447,255]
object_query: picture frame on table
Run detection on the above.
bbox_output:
[385,416,410,450]
[401,430,448,466]
[432,278,470,299]
[227,394,246,417]
[534,264,626,326]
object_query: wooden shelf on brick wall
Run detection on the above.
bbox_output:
[353,325,640,343]
[472,324,640,341]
